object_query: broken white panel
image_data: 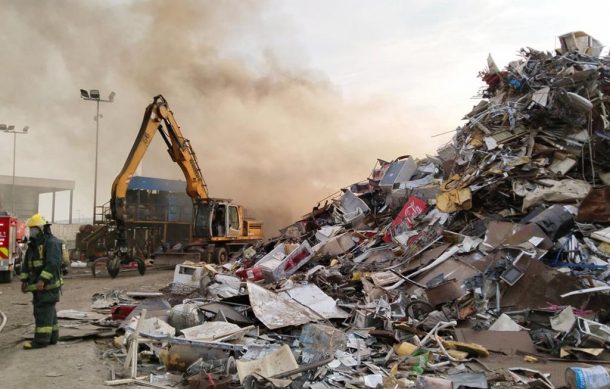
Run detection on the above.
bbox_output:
[332,350,359,368]
[236,344,298,384]
[577,317,610,345]
[256,241,314,282]
[559,31,604,57]
[173,264,206,287]
[379,157,417,192]
[512,178,591,211]
[566,129,590,144]
[550,306,576,333]
[370,271,401,287]
[180,321,242,341]
[127,317,175,338]
[549,157,577,176]
[460,236,482,253]
[207,274,241,299]
[317,232,356,256]
[484,136,498,150]
[283,284,349,320]
[398,174,435,190]
[315,225,344,243]
[247,283,320,330]
[532,87,551,107]
[528,236,545,247]
[417,162,437,174]
[487,53,500,74]
[352,246,394,264]
[592,227,610,244]
[422,208,450,225]
[393,230,419,246]
[489,314,527,331]
[507,368,553,389]
[334,190,370,224]
[243,246,257,259]
[363,374,384,388]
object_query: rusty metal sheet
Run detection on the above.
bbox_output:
[577,186,610,223]
[455,328,537,355]
[500,256,589,309]
[426,280,464,306]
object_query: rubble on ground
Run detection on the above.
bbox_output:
[90,32,610,388]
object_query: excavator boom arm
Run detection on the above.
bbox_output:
[110,95,209,225]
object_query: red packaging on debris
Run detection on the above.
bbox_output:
[111,305,136,321]
[384,196,428,242]
[235,266,264,282]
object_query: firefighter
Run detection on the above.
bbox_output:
[20,213,64,349]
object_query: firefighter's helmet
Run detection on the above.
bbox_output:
[26,213,47,228]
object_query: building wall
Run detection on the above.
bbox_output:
[0,176,74,221]
[48,223,81,249]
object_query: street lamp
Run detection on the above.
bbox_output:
[80,89,115,223]
[0,124,29,215]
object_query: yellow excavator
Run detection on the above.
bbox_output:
[107,95,263,278]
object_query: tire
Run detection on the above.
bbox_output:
[136,257,146,276]
[0,270,13,283]
[214,247,228,264]
[107,256,121,279]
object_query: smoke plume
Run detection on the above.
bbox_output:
[0,0,444,234]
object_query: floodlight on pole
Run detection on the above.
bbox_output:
[80,88,115,223]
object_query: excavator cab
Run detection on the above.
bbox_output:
[193,200,242,239]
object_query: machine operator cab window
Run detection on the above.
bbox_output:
[213,205,225,237]
[228,206,239,236]
[193,202,240,238]
[193,201,214,238]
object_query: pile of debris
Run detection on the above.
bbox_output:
[98,32,610,388]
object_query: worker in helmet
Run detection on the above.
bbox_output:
[20,213,64,349]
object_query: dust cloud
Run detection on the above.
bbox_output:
[0,0,445,234]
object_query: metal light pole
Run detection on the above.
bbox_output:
[0,124,29,215]
[80,89,115,223]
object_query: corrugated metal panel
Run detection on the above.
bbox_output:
[127,176,187,193]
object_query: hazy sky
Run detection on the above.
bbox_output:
[0,0,608,231]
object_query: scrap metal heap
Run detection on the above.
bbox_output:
[93,32,610,388]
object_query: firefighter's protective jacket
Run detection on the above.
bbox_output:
[20,234,64,292]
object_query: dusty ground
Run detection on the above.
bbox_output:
[0,267,174,389]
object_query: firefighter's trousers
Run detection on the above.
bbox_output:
[32,289,60,346]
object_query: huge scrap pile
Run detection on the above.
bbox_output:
[99,32,610,388]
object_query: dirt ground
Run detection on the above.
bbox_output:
[0,267,174,389]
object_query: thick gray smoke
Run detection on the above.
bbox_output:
[0,0,443,234]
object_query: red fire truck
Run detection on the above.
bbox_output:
[0,214,26,283]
